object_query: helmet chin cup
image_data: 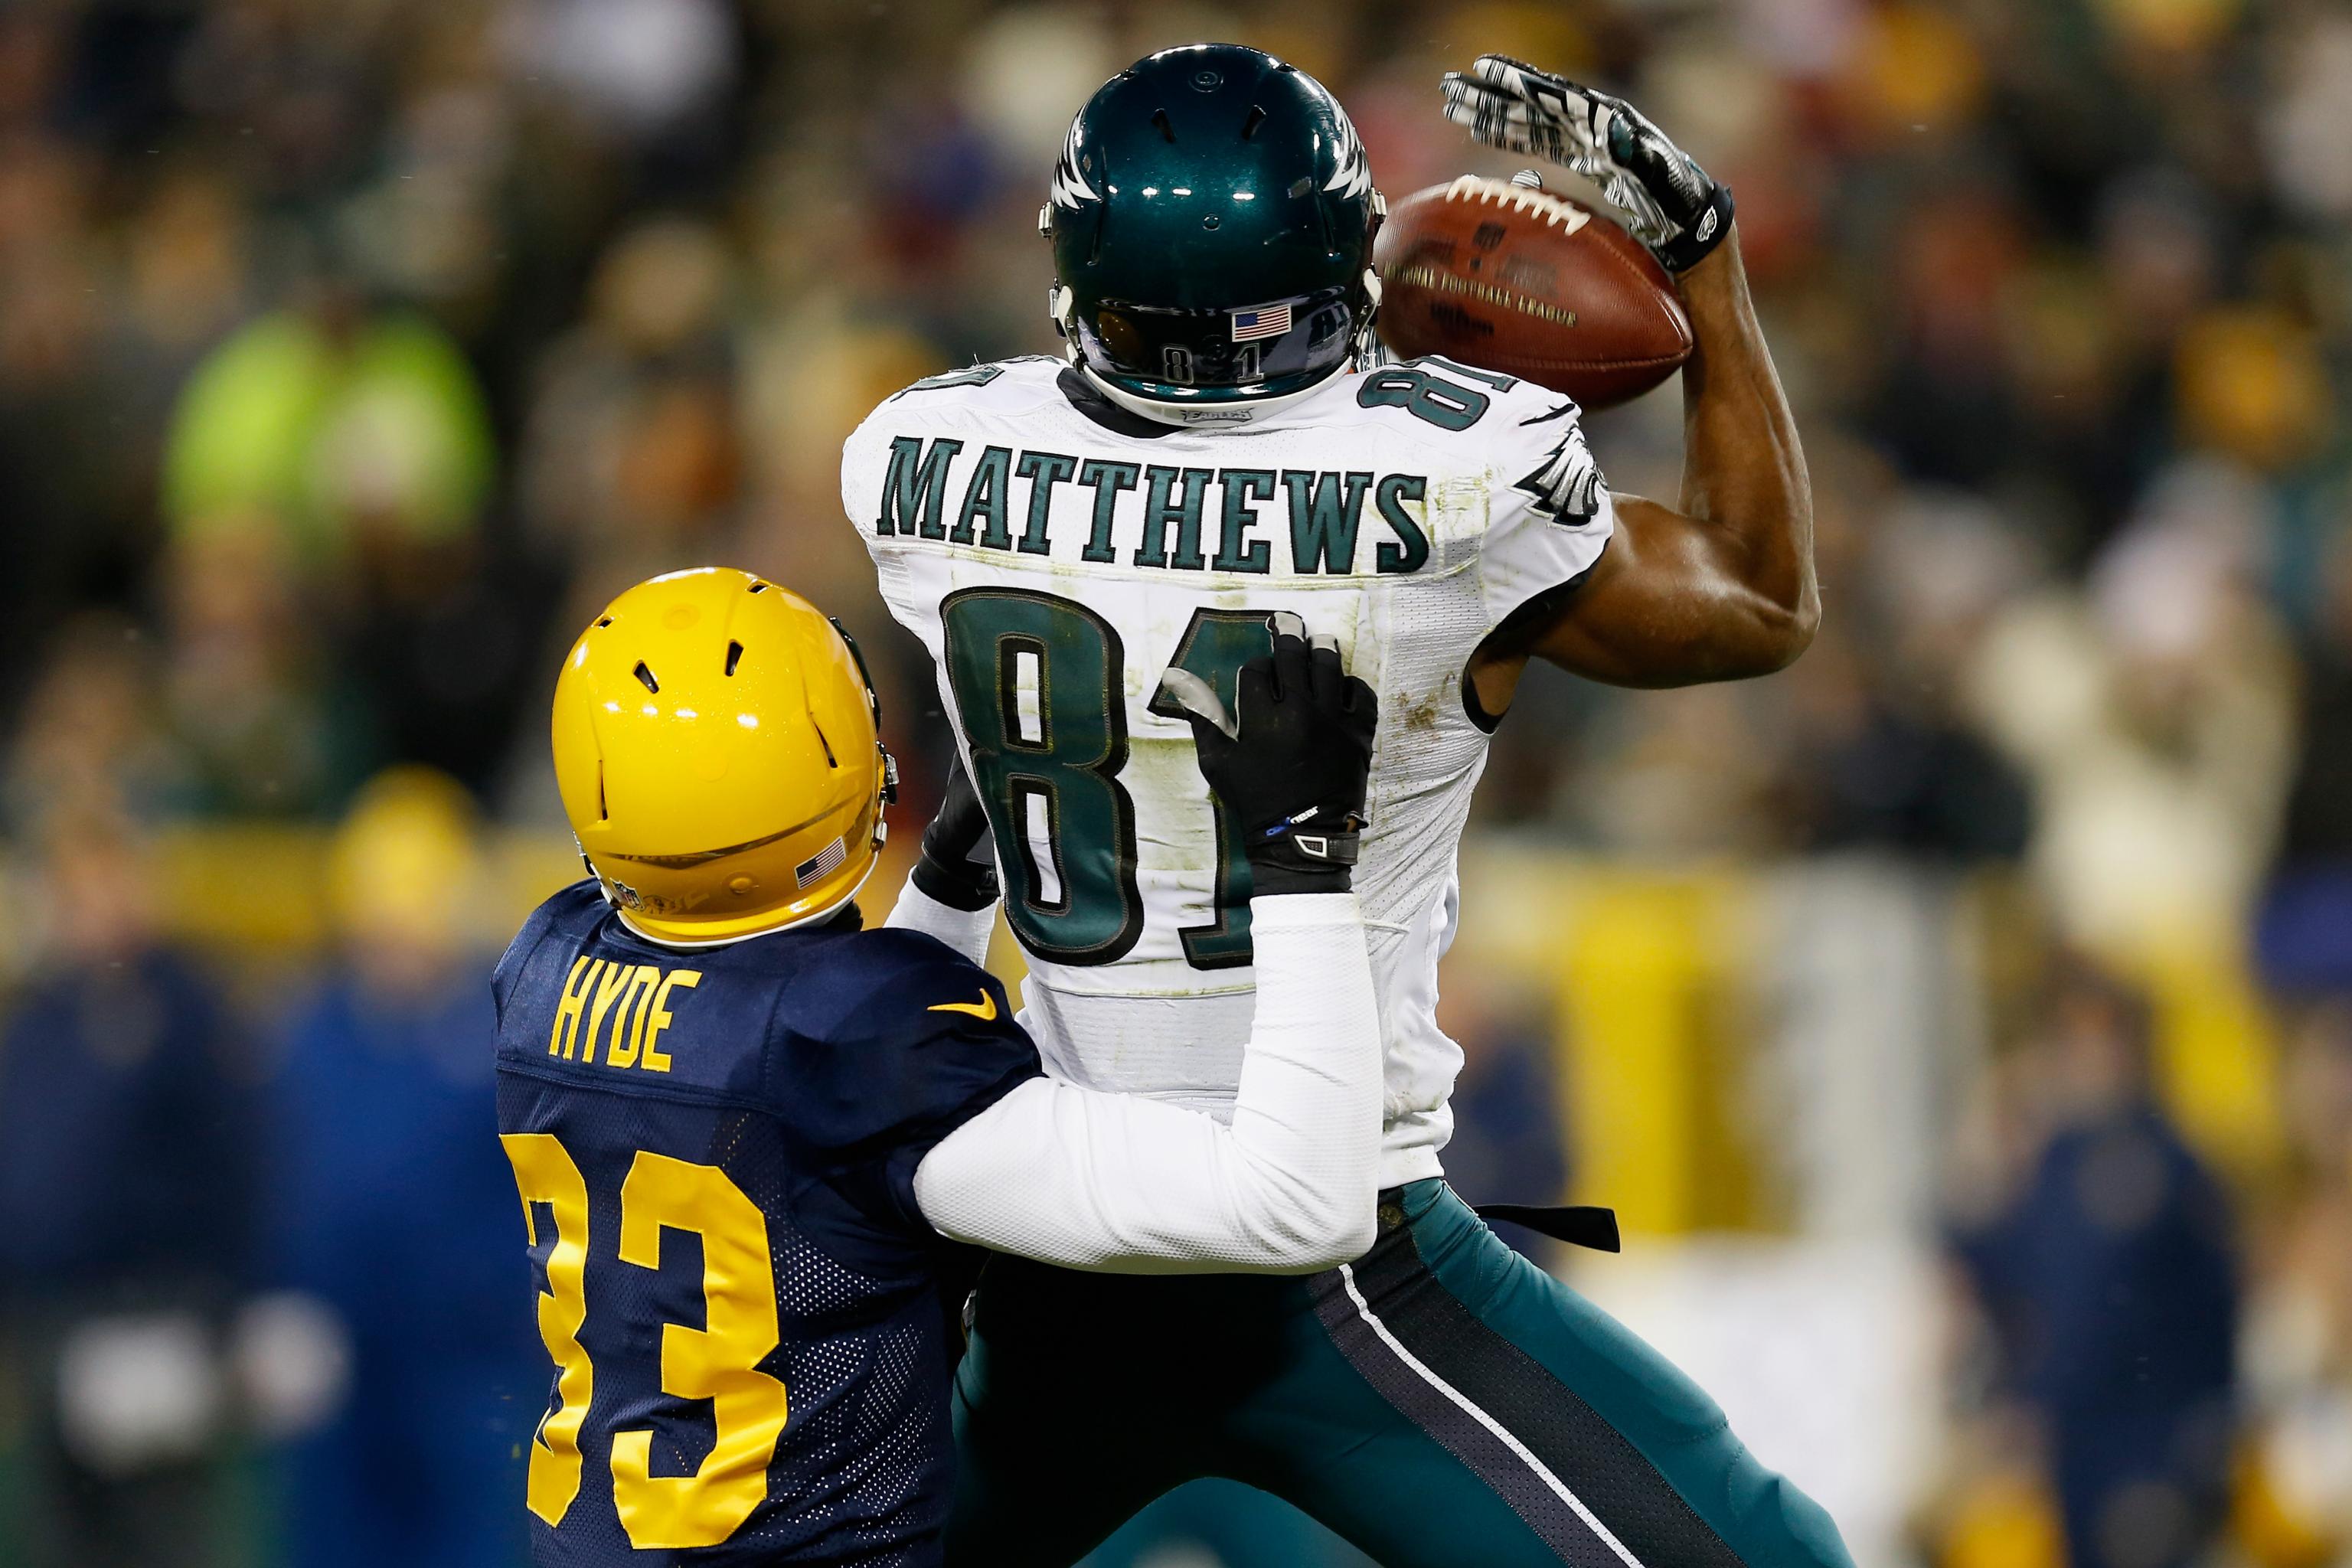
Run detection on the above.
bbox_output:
[1047,283,1075,341]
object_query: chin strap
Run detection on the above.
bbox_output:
[1354,188,1387,364]
[1350,263,1385,368]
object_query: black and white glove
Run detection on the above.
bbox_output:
[1441,55,1733,274]
[1157,616,1377,897]
[908,753,999,912]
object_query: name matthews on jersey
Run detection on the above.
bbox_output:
[871,438,1434,577]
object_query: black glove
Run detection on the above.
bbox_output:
[1441,54,1733,274]
[909,753,999,912]
[1157,617,1377,897]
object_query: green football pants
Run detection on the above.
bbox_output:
[946,1181,1854,1568]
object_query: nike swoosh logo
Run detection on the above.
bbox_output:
[927,991,998,1021]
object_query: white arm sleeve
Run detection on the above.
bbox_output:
[883,877,997,969]
[910,893,1382,1274]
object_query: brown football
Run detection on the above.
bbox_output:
[1374,175,1693,409]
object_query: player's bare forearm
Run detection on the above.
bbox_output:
[1677,231,1815,650]
[1607,227,1815,680]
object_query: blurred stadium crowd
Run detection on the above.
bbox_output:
[2,1,2351,1566]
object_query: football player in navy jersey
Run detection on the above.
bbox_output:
[492,567,1385,1566]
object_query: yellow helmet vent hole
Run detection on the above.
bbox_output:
[633,661,659,694]
[725,640,743,676]
[746,581,769,593]
[812,720,838,768]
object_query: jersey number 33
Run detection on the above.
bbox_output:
[501,1132,790,1551]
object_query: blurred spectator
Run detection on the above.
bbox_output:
[518,217,743,622]
[1867,182,2030,493]
[501,0,742,189]
[162,275,494,570]
[1571,684,1788,855]
[2235,999,2352,1562]
[1779,629,2030,861]
[159,520,361,818]
[2260,8,2352,223]
[1966,463,2299,959]
[1775,486,2035,860]
[256,768,537,1568]
[1952,959,2239,1568]
[2278,525,2352,870]
[0,130,150,708]
[0,811,256,1568]
[3,613,190,832]
[2260,524,2352,997]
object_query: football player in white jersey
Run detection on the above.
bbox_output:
[849,43,1852,1568]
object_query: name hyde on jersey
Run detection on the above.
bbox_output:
[545,953,701,1072]
[871,437,1434,577]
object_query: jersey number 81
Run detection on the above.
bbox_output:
[941,589,1281,971]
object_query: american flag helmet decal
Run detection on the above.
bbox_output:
[1231,303,1293,341]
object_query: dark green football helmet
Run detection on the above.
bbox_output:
[1042,44,1386,423]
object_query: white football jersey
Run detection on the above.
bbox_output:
[845,354,1612,1185]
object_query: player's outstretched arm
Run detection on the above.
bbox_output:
[1446,57,1817,697]
[911,625,1384,1274]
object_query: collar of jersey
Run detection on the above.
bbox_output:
[611,859,876,950]
[1076,362,1357,433]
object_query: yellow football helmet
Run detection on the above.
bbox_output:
[550,567,896,945]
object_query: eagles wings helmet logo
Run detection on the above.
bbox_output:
[1322,103,1373,198]
[1050,117,1098,210]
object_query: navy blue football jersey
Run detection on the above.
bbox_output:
[491,880,1037,1567]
